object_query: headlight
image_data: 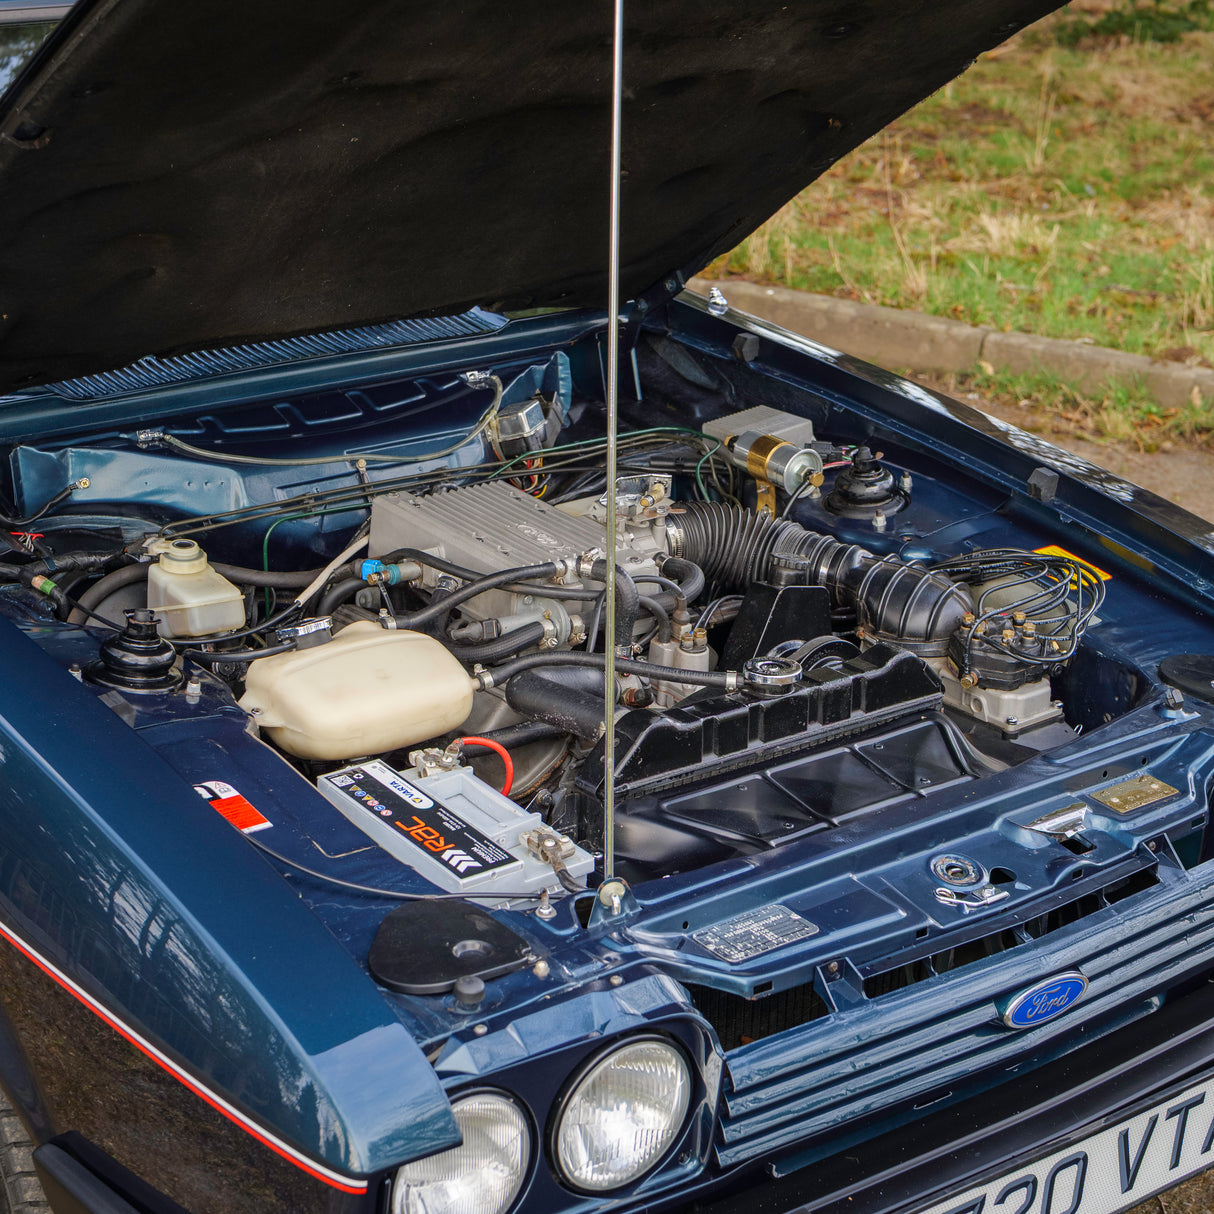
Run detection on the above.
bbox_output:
[392,1091,529,1214]
[554,1038,691,1192]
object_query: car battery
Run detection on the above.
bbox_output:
[317,758,593,900]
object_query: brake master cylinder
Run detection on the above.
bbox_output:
[146,538,245,637]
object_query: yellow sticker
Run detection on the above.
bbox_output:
[1033,545,1112,581]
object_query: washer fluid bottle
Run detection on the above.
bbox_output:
[146,538,245,638]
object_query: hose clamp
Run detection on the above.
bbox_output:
[662,516,685,559]
[576,549,604,579]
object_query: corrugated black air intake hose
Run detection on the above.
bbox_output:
[668,502,972,654]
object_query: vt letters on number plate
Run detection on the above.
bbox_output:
[917,1076,1214,1214]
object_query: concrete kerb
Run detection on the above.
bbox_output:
[688,278,1214,411]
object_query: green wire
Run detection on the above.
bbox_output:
[694,437,724,502]
[164,426,721,546]
[489,426,711,479]
[259,507,362,617]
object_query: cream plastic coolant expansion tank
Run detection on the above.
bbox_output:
[239,621,475,760]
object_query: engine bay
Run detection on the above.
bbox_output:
[0,326,1165,911]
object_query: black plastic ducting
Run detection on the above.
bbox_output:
[669,502,972,655]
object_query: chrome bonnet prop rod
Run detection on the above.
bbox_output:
[602,0,625,882]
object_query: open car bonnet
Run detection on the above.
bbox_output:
[0,0,1064,395]
[10,5,1214,1211]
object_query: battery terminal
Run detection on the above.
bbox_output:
[520,828,581,892]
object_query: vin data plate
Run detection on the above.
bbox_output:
[917,1074,1214,1214]
[692,904,818,962]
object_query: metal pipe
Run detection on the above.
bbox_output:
[603,0,625,882]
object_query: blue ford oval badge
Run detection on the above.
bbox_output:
[999,972,1087,1029]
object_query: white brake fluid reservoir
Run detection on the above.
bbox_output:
[239,621,475,760]
[146,538,245,638]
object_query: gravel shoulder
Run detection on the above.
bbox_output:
[914,378,1214,523]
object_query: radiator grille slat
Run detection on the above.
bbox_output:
[714,881,1214,1168]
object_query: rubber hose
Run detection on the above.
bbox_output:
[425,574,464,637]
[588,558,638,653]
[506,582,600,601]
[505,667,606,742]
[212,563,322,588]
[183,641,296,664]
[316,576,368,618]
[635,573,684,599]
[670,502,971,653]
[639,595,672,642]
[369,548,691,615]
[656,556,706,606]
[476,720,568,748]
[363,548,592,601]
[375,547,479,580]
[586,592,605,655]
[392,561,563,630]
[66,562,149,625]
[484,650,736,689]
[443,621,546,665]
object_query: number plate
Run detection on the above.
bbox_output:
[917,1075,1214,1214]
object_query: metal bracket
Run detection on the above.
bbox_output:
[1024,803,1088,839]
[934,884,1011,910]
[755,478,777,517]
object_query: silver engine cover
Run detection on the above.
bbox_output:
[369,482,664,632]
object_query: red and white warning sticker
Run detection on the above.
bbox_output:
[194,780,271,833]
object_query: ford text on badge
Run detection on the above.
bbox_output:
[1000,972,1088,1029]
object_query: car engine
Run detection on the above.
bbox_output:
[0,360,1118,904]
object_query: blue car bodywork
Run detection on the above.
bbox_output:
[2,2,1214,1213]
[0,294,1212,1213]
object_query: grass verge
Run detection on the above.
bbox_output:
[704,4,1214,439]
[915,363,1214,448]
